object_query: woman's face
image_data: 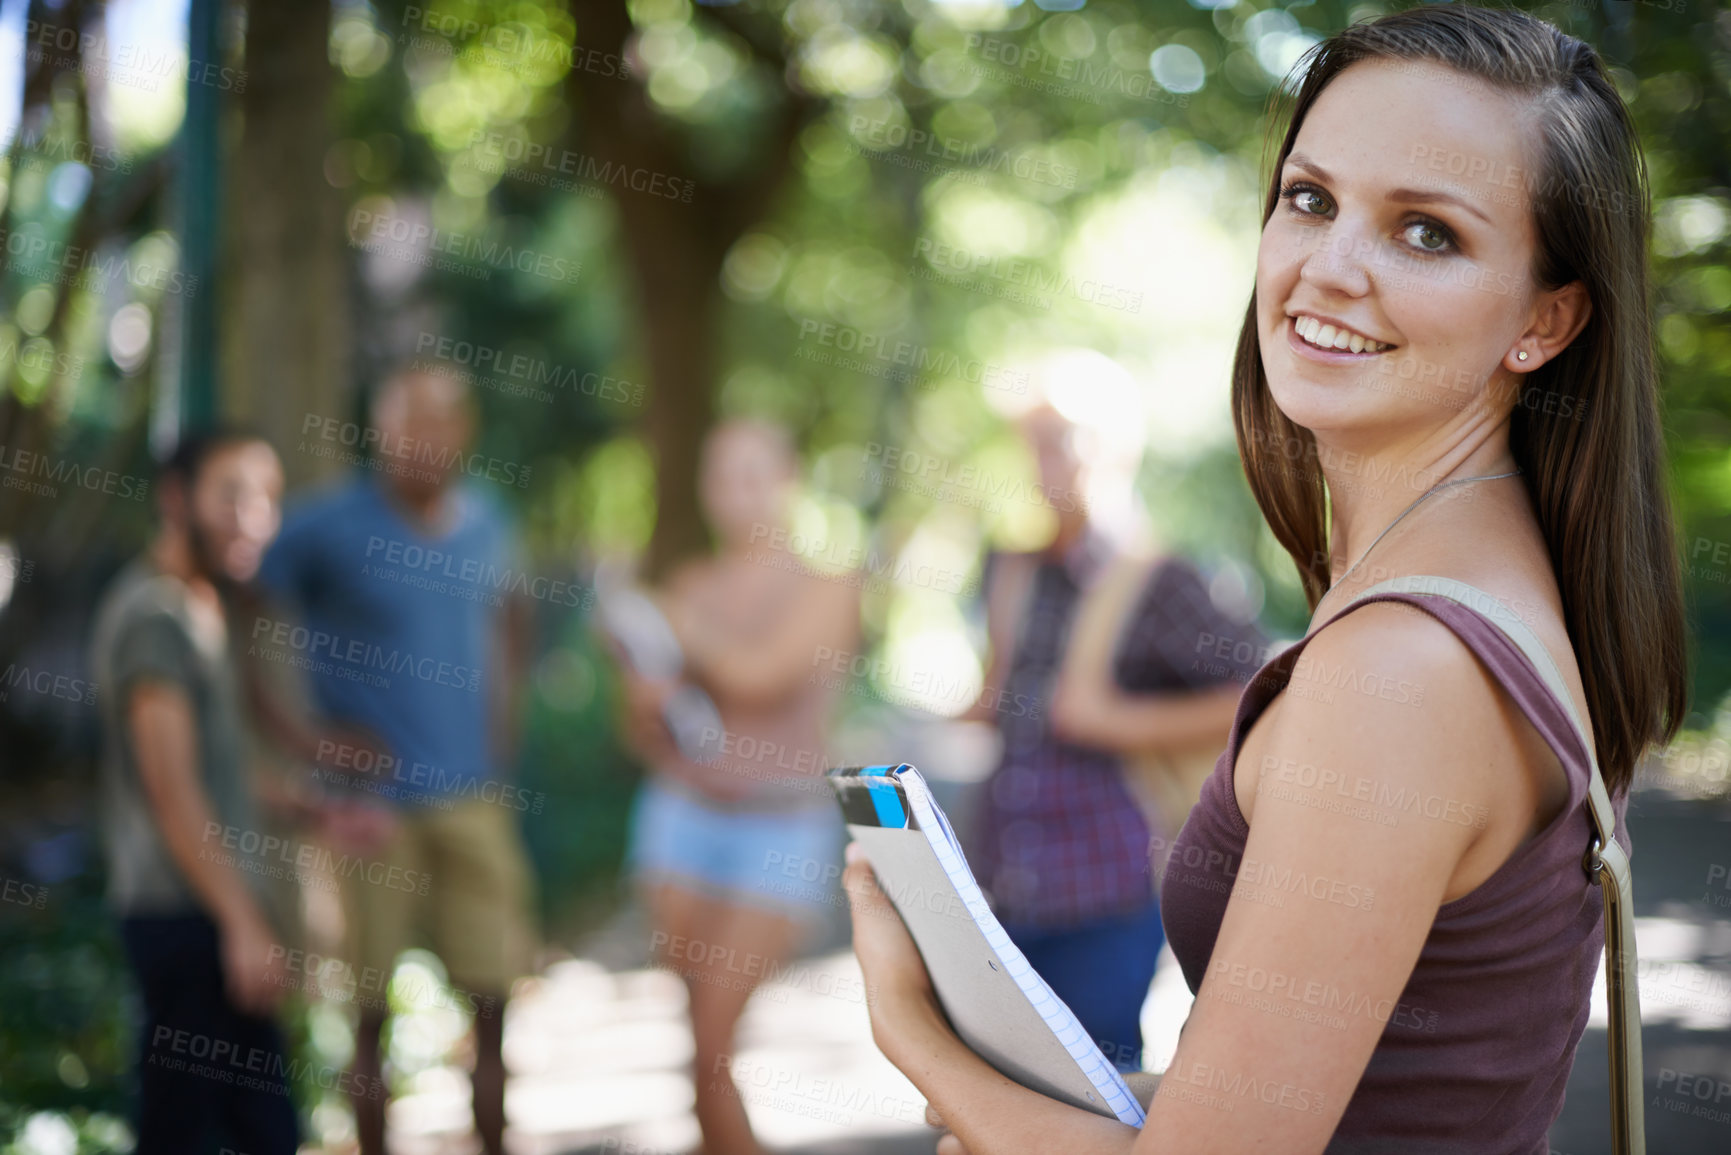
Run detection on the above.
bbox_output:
[700,424,795,545]
[1256,57,1546,445]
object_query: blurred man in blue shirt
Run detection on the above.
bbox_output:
[254,364,534,1155]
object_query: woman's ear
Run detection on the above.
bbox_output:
[1513,280,1592,371]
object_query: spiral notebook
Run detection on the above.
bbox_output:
[827,764,1146,1127]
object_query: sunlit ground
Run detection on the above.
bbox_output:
[377,944,929,1155]
[1590,916,1731,1034]
[360,938,1200,1155]
[353,905,1730,1155]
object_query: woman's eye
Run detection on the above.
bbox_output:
[1280,182,1331,216]
[1404,220,1454,253]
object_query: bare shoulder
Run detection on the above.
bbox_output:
[1296,598,1517,741]
[1236,601,1518,839]
[1238,593,1578,904]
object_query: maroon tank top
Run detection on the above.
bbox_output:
[1160,591,1628,1155]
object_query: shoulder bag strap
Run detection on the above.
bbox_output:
[1337,574,1643,1155]
[1060,551,1225,846]
[987,550,1041,682]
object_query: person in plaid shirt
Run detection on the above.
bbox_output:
[965,405,1270,1071]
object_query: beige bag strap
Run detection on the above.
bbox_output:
[985,550,1040,693]
[1338,574,1643,1155]
[1064,550,1156,674]
[1056,550,1219,845]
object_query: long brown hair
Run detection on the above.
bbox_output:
[1231,4,1686,794]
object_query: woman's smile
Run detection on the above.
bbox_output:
[1284,312,1399,364]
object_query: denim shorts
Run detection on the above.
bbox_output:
[627,776,845,919]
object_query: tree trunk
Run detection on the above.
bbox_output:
[629,225,720,581]
[567,0,811,581]
[221,0,349,485]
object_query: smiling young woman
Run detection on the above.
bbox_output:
[843,7,1687,1154]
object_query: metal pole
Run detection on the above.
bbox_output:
[176,0,222,431]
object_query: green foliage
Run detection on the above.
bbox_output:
[518,602,644,934]
[0,864,132,1148]
[0,850,349,1148]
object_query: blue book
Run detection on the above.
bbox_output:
[828,764,1146,1127]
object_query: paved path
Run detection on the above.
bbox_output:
[1549,789,1731,1155]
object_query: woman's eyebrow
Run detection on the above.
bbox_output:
[1284,151,1493,225]
[1285,151,1333,182]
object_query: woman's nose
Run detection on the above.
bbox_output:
[1298,221,1377,297]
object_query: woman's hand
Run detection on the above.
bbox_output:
[617,668,679,763]
[920,1057,1160,1154]
[843,838,1146,1155]
[842,841,943,1057]
[927,1104,967,1155]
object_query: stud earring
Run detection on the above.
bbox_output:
[1516,350,1530,362]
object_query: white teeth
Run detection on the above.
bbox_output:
[1293,315,1389,353]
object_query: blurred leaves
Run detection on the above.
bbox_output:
[0,858,133,1147]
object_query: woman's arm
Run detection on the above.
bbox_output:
[613,664,680,766]
[849,604,1517,1154]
